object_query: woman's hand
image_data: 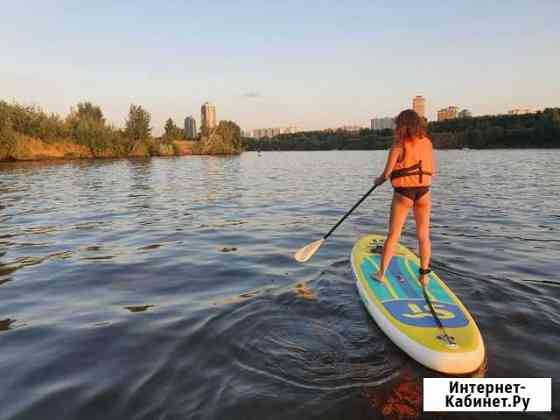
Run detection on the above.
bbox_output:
[374,175,386,186]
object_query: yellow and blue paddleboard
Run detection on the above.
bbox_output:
[351,234,485,374]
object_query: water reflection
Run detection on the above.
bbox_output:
[362,360,487,419]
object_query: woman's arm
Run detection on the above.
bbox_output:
[375,142,402,185]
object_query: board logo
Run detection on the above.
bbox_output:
[403,303,455,320]
[384,300,469,328]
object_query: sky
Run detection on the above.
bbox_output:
[1,1,559,134]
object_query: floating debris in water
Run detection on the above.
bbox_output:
[212,288,263,306]
[124,305,154,313]
[138,243,163,251]
[294,282,316,300]
[220,247,238,252]
[0,318,16,331]
[84,245,103,251]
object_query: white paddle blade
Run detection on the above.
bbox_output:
[294,239,324,263]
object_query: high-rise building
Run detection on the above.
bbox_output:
[201,102,217,130]
[437,106,459,121]
[412,96,426,118]
[184,116,197,139]
[252,126,298,139]
[371,117,396,130]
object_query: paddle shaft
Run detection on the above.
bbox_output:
[323,184,377,240]
[421,284,455,345]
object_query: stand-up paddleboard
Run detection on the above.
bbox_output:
[351,234,485,374]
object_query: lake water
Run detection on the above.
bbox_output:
[0,150,559,420]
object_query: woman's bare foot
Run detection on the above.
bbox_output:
[374,270,387,284]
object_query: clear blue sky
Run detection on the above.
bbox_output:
[1,1,559,133]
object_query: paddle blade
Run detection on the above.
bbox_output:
[294,239,324,263]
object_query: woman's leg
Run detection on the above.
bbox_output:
[377,192,413,282]
[413,192,432,286]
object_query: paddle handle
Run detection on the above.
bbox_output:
[323,184,377,240]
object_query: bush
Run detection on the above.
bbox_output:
[0,102,70,142]
[0,104,17,159]
[193,121,244,154]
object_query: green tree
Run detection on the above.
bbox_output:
[534,108,560,146]
[164,118,176,136]
[193,120,244,154]
[71,119,111,155]
[217,120,242,150]
[469,128,485,148]
[163,117,184,142]
[75,102,104,123]
[551,109,560,147]
[0,102,17,158]
[0,102,13,134]
[125,104,151,141]
[66,102,112,154]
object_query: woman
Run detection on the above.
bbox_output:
[374,109,435,286]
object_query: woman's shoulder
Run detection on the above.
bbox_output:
[392,138,405,149]
[419,135,433,146]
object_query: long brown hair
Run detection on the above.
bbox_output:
[395,109,427,142]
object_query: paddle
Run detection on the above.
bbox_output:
[294,184,377,262]
[420,279,457,347]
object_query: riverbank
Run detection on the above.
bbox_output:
[1,100,244,162]
[0,135,195,162]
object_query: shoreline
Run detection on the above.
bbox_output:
[0,137,243,163]
[3,145,559,165]
[0,136,193,162]
[243,145,560,152]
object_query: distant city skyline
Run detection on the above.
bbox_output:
[371,117,395,131]
[437,106,459,121]
[1,2,558,135]
[252,126,297,139]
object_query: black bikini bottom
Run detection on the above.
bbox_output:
[394,186,430,202]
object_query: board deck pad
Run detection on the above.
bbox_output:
[352,234,485,374]
[361,255,469,328]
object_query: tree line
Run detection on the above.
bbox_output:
[1,101,154,157]
[429,108,560,149]
[0,100,243,158]
[243,108,560,151]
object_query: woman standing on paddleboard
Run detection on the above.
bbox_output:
[374,109,436,286]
